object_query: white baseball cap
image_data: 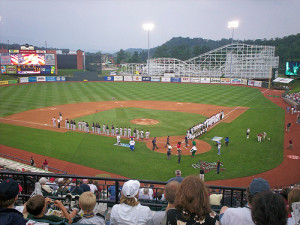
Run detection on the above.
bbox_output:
[122,180,140,198]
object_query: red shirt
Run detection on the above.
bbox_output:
[177,144,181,149]
[43,161,48,166]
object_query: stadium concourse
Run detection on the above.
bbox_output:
[0,88,299,188]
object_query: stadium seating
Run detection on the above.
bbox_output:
[0,157,51,173]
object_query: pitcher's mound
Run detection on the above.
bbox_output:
[130,118,159,125]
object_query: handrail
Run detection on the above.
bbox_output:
[0,171,247,208]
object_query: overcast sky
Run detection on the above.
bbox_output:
[0,0,299,53]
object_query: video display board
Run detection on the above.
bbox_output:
[285,62,300,76]
[19,54,45,65]
[17,65,41,75]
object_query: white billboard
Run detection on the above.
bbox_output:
[181,77,191,83]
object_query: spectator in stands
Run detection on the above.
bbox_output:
[110,180,153,225]
[56,179,70,196]
[80,179,90,193]
[139,188,151,200]
[153,180,180,225]
[139,184,154,200]
[251,191,287,225]
[46,177,59,191]
[166,175,219,224]
[39,177,53,196]
[167,170,184,183]
[220,178,270,225]
[108,184,121,201]
[69,180,84,195]
[76,192,106,224]
[24,195,75,224]
[0,178,27,225]
[88,179,97,193]
[287,187,300,225]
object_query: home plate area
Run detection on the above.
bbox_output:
[192,160,226,173]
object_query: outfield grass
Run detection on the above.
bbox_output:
[0,82,285,181]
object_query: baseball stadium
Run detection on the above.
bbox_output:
[1,10,300,225]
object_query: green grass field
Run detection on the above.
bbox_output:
[0,82,285,181]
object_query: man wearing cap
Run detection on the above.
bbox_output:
[167,170,184,183]
[46,177,59,191]
[110,180,153,225]
[219,178,270,225]
[0,178,27,225]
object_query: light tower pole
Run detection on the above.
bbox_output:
[143,23,154,76]
[228,20,239,77]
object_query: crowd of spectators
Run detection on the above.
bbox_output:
[1,174,300,225]
[285,92,300,104]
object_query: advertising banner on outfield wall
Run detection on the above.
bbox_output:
[19,77,29,83]
[231,78,242,84]
[190,77,201,83]
[104,76,114,81]
[241,79,248,85]
[254,81,262,87]
[248,80,255,86]
[142,77,151,81]
[171,77,181,82]
[210,78,221,83]
[161,77,171,82]
[8,80,17,84]
[0,81,9,85]
[6,65,17,74]
[46,76,56,82]
[56,76,66,81]
[201,78,210,83]
[151,77,161,82]
[181,77,191,83]
[114,76,123,81]
[124,76,133,81]
[132,76,142,81]
[28,77,37,83]
[221,78,231,84]
[36,76,46,82]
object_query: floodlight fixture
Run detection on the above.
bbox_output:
[143,23,154,31]
[228,20,239,29]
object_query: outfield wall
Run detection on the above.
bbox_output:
[104,76,267,88]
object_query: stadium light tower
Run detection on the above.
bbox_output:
[228,20,239,77]
[143,23,154,75]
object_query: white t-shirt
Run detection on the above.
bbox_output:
[88,183,98,193]
[110,203,154,225]
[220,207,254,225]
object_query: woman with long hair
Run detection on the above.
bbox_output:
[167,175,219,224]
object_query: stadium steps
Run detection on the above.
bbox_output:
[0,157,52,173]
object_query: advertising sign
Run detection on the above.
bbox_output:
[19,50,36,54]
[60,77,66,81]
[28,77,37,83]
[241,79,248,85]
[19,77,29,83]
[46,76,56,82]
[248,80,255,86]
[8,80,17,84]
[17,65,40,75]
[151,77,161,82]
[231,78,242,84]
[171,77,181,82]
[254,81,262,87]
[45,54,55,65]
[124,76,133,81]
[221,78,231,84]
[181,77,191,83]
[51,66,56,74]
[1,65,6,74]
[142,77,151,81]
[104,76,114,81]
[6,65,17,74]
[9,50,19,53]
[0,53,11,65]
[36,76,46,82]
[36,50,46,54]
[114,76,123,81]
[40,65,52,74]
[164,72,175,78]
[132,76,142,81]
[161,77,171,82]
[190,77,201,83]
[201,78,210,83]
[210,78,221,83]
[0,81,9,85]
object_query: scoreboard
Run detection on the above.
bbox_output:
[0,49,56,75]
